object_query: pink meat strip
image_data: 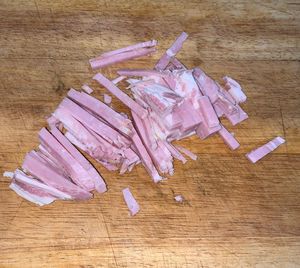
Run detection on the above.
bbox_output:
[103,94,112,104]
[9,180,56,206]
[198,96,220,128]
[99,40,157,58]
[112,75,126,85]
[131,130,163,183]
[4,169,72,199]
[163,141,187,164]
[64,131,119,171]
[90,47,156,70]
[246,137,285,163]
[22,152,92,200]
[67,89,133,137]
[52,107,120,164]
[155,32,188,70]
[218,125,240,150]
[37,145,69,177]
[81,84,93,94]
[223,76,246,104]
[93,73,148,118]
[171,57,187,70]
[132,112,173,175]
[59,98,129,148]
[122,187,140,216]
[39,127,95,191]
[175,145,198,161]
[49,126,107,193]
[111,75,126,85]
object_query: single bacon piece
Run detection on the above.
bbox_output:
[102,40,157,57]
[223,76,246,104]
[90,47,156,69]
[175,145,198,161]
[122,187,140,216]
[90,40,157,69]
[112,75,126,85]
[246,137,285,163]
[218,125,240,150]
[93,73,148,118]
[81,84,93,94]
[155,32,188,70]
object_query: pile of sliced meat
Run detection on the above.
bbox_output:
[3,32,285,214]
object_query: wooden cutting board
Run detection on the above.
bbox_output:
[0,0,299,267]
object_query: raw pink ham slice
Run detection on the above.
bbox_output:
[122,187,140,216]
[246,137,285,163]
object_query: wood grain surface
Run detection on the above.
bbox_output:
[0,0,299,267]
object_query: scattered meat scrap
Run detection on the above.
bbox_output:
[174,195,184,203]
[3,32,284,211]
[103,93,112,104]
[122,187,140,216]
[246,136,285,163]
[81,84,93,94]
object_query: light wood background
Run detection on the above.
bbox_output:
[0,0,299,267]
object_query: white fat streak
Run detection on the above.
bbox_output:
[266,137,285,151]
[14,170,72,200]
[10,182,55,206]
[65,132,88,151]
[143,86,177,107]
[173,70,202,109]
[3,171,14,178]
[166,49,175,57]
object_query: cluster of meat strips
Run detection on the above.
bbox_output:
[4,32,285,216]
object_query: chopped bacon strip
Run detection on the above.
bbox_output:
[39,127,95,191]
[22,152,92,200]
[131,130,163,183]
[9,180,56,206]
[59,98,130,148]
[102,40,157,57]
[155,32,188,70]
[171,57,187,70]
[223,76,246,104]
[246,137,285,163]
[218,125,240,150]
[93,73,148,118]
[122,187,140,216]
[4,169,72,199]
[112,75,126,85]
[67,89,133,137]
[163,141,187,164]
[49,126,107,193]
[175,145,198,161]
[90,47,156,69]
[81,84,93,94]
